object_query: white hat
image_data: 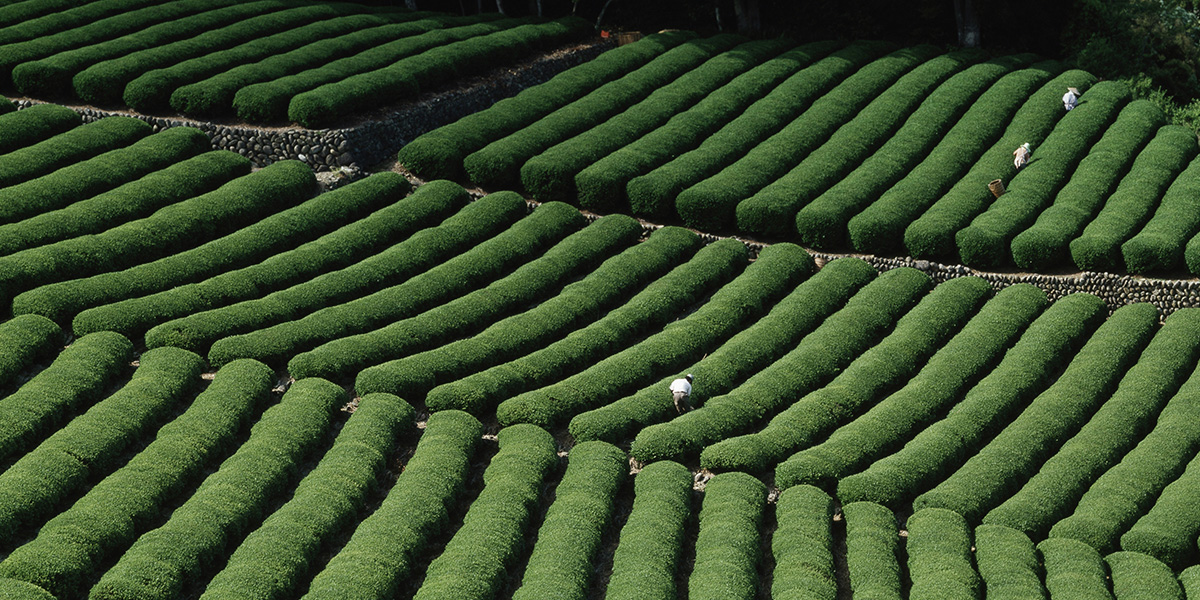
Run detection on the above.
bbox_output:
[686,373,694,380]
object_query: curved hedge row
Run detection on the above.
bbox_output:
[1011,100,1167,271]
[0,159,312,308]
[0,346,202,543]
[1107,551,1183,600]
[89,376,343,600]
[955,80,1135,268]
[73,173,461,338]
[906,508,981,599]
[1121,154,1200,274]
[1121,445,1200,568]
[769,281,1045,487]
[141,182,515,353]
[688,472,765,600]
[288,212,643,381]
[846,62,1061,254]
[0,331,132,463]
[512,440,626,600]
[1069,125,1200,272]
[626,40,894,218]
[741,47,986,239]
[772,485,837,600]
[0,126,216,228]
[630,264,930,464]
[496,241,812,428]
[354,225,701,402]
[199,392,414,600]
[412,423,557,600]
[605,460,692,600]
[912,302,1158,523]
[836,292,1106,506]
[0,149,247,261]
[976,524,1049,600]
[792,52,1031,249]
[568,253,869,445]
[291,16,590,128]
[676,44,941,231]
[464,33,747,190]
[0,103,80,156]
[708,274,992,474]
[0,359,273,599]
[0,0,162,42]
[0,116,150,191]
[843,501,902,600]
[520,37,789,201]
[1037,537,1113,600]
[398,30,698,181]
[433,238,748,416]
[302,409,481,600]
[13,165,405,325]
[983,307,1200,537]
[0,314,62,391]
[205,198,583,367]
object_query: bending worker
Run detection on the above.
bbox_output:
[670,373,693,413]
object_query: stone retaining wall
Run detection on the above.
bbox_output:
[14,38,613,172]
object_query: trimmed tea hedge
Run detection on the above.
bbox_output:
[412,423,557,600]
[0,116,150,191]
[14,167,405,325]
[398,30,698,180]
[302,409,482,600]
[0,346,203,543]
[288,213,643,381]
[0,314,63,391]
[512,440,626,600]
[1107,551,1183,600]
[75,174,462,338]
[769,281,1045,487]
[842,501,902,600]
[1011,100,1167,271]
[913,302,1158,523]
[0,331,132,463]
[89,376,343,600]
[906,508,981,600]
[205,198,583,367]
[1122,444,1200,568]
[605,460,692,600]
[708,274,992,474]
[984,307,1200,537]
[0,103,80,155]
[0,0,170,46]
[1122,154,1200,273]
[497,241,811,428]
[975,524,1049,600]
[355,225,701,401]
[837,292,1107,507]
[142,182,515,353]
[568,253,869,445]
[1038,537,1114,600]
[0,359,272,599]
[772,485,836,600]
[688,472,765,600]
[201,392,415,600]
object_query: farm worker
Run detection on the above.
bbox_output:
[1013,143,1031,170]
[1063,87,1079,110]
[669,374,693,413]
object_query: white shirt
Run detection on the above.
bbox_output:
[1063,91,1078,110]
[669,378,692,395]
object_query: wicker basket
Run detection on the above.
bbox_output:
[617,31,644,46]
[988,178,1006,198]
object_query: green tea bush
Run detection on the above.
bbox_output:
[771,485,836,600]
[0,331,132,463]
[837,292,1106,507]
[630,265,929,465]
[604,460,692,600]
[498,242,810,428]
[0,314,63,391]
[842,502,902,600]
[914,302,1157,523]
[1121,442,1200,568]
[75,174,460,338]
[1122,155,1200,273]
[1011,100,1166,271]
[676,45,941,232]
[302,409,482,600]
[956,81,1134,268]
[569,254,870,444]
[626,40,893,218]
[688,472,765,600]
[769,282,1044,487]
[355,225,699,400]
[0,103,80,155]
[1038,537,1113,600]
[1107,551,1183,600]
[89,377,343,600]
[512,441,626,600]
[906,508,981,600]
[464,34,744,190]
[0,116,150,190]
[200,392,415,600]
[289,213,642,380]
[975,524,1048,599]
[0,359,272,599]
[205,198,582,367]
[14,166,403,325]
[984,307,1200,537]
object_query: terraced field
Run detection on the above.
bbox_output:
[5,7,1200,600]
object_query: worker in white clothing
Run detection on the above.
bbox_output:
[1063,87,1079,110]
[669,374,693,414]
